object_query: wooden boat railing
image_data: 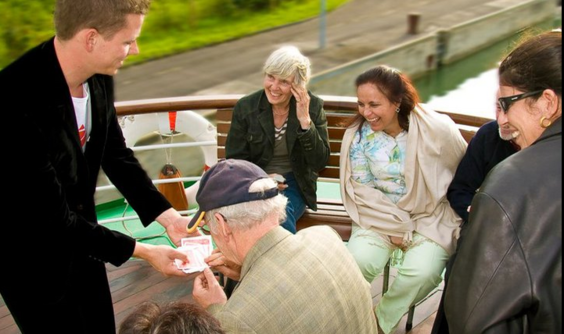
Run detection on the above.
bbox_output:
[103,94,492,227]
[115,94,492,128]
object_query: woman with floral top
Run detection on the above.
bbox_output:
[339,65,467,334]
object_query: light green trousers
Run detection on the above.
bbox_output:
[347,226,448,334]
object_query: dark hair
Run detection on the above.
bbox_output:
[119,302,160,334]
[119,301,225,334]
[349,65,420,131]
[499,30,562,100]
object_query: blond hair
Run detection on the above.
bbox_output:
[263,46,311,87]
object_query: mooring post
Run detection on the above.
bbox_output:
[320,0,327,49]
[407,13,421,35]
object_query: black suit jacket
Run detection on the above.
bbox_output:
[0,38,172,333]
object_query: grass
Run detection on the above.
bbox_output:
[0,0,349,69]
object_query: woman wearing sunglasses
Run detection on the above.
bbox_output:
[445,29,562,333]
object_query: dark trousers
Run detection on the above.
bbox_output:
[432,222,469,334]
[1,258,115,334]
[431,252,456,334]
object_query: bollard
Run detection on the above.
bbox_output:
[407,13,421,35]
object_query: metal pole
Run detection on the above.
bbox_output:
[320,0,326,49]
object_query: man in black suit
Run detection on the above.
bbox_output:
[0,1,196,333]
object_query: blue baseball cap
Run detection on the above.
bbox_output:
[186,159,279,232]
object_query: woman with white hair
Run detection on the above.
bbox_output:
[225,46,330,233]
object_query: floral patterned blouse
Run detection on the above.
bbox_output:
[349,122,408,204]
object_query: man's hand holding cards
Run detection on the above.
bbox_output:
[174,236,213,274]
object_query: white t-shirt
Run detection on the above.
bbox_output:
[72,83,91,152]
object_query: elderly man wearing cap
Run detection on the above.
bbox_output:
[190,159,378,334]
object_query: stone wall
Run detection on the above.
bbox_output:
[309,0,558,95]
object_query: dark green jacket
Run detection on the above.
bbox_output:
[225,90,330,210]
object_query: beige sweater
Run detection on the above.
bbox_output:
[340,106,467,255]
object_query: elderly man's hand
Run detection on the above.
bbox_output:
[206,249,242,281]
[193,267,227,309]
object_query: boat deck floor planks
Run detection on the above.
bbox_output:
[371,265,443,334]
[107,259,195,326]
[0,259,440,333]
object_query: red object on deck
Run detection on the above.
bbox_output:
[168,111,178,132]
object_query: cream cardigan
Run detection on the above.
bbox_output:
[340,106,467,255]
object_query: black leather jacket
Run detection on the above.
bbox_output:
[225,90,330,210]
[445,118,562,333]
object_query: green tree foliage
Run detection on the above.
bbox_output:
[232,0,277,11]
[146,1,194,31]
[0,0,55,68]
[1,0,348,69]
[206,0,240,18]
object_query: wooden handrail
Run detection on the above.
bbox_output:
[115,95,244,116]
[115,94,493,128]
[112,93,493,241]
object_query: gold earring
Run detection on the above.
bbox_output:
[540,116,552,128]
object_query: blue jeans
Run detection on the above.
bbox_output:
[279,172,306,234]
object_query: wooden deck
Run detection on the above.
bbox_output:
[1,95,457,333]
[371,266,443,334]
[1,259,440,333]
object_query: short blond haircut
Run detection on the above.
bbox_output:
[263,46,311,87]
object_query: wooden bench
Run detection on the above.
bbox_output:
[216,99,491,242]
[115,95,491,331]
[115,95,489,240]
[217,101,490,330]
[215,99,492,331]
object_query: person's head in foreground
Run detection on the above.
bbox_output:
[497,29,562,149]
[119,301,225,334]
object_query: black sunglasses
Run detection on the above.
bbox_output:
[498,90,543,114]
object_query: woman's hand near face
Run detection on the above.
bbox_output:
[292,84,311,130]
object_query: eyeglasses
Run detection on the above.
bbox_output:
[200,224,211,235]
[498,90,543,114]
[199,213,228,236]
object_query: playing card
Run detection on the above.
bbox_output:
[175,235,213,273]
[181,235,213,255]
